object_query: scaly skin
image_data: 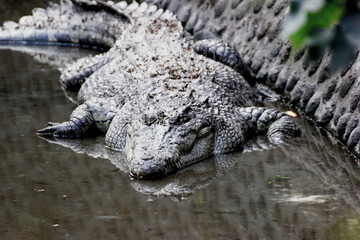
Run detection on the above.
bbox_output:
[0,0,300,179]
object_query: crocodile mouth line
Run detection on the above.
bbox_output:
[128,144,197,179]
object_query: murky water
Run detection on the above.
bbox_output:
[1,1,360,240]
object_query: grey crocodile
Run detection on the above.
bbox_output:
[0,0,300,179]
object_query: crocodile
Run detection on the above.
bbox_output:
[0,0,300,179]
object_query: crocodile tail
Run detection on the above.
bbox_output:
[0,0,131,50]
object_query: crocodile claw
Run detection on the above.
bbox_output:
[37,121,82,138]
[37,125,60,136]
[35,122,61,135]
[47,122,60,126]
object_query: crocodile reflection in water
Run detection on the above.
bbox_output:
[38,134,276,199]
[0,0,300,179]
[39,127,360,207]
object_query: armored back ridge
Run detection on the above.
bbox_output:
[0,0,300,179]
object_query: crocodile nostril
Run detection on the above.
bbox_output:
[141,155,154,161]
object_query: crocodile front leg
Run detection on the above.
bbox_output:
[37,104,94,138]
[238,107,301,145]
[267,115,301,145]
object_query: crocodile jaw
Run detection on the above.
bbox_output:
[124,122,215,179]
[126,136,215,179]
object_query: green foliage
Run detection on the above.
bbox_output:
[282,0,360,73]
[286,0,346,49]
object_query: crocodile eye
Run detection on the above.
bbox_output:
[169,110,196,125]
[197,126,213,138]
[182,111,196,123]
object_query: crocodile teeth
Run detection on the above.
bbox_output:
[176,162,182,169]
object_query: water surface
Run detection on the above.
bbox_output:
[1,1,360,239]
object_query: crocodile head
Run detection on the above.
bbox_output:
[106,106,215,179]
